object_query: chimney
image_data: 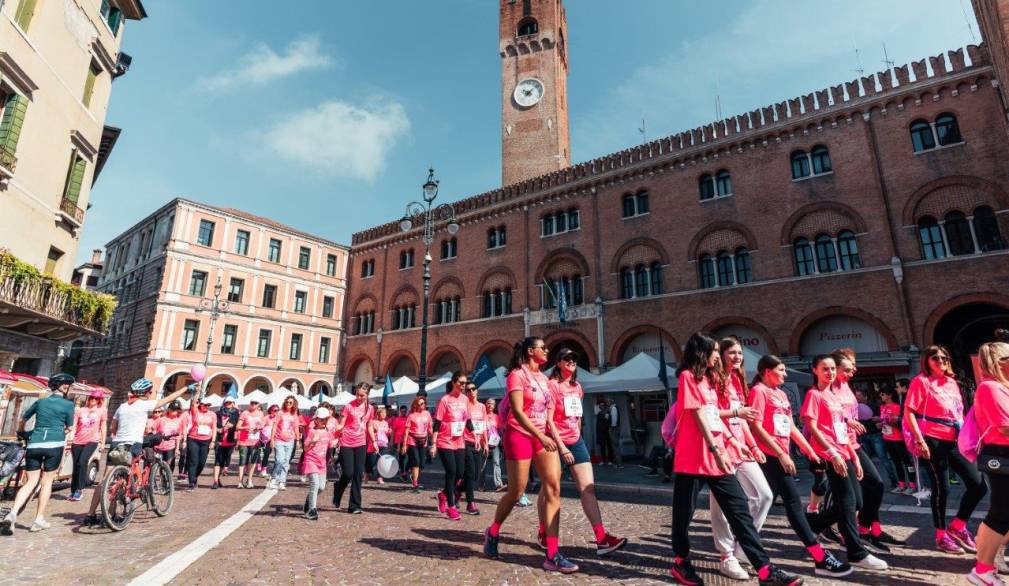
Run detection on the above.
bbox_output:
[91,249,103,265]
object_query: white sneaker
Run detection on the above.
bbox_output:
[279,483,286,491]
[997,551,1009,575]
[266,480,277,490]
[719,556,749,580]
[852,553,888,571]
[29,518,50,533]
[913,488,932,500]
[969,569,1007,586]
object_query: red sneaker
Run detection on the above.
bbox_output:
[447,506,461,521]
[596,534,628,556]
[437,490,448,514]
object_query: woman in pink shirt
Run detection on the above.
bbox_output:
[332,383,374,513]
[484,337,577,575]
[968,341,1009,586]
[747,355,849,577]
[460,382,487,515]
[268,396,301,490]
[154,401,186,473]
[236,401,267,489]
[184,397,217,490]
[482,398,504,491]
[366,406,391,485]
[399,396,432,492]
[545,348,627,556]
[802,355,887,572]
[69,391,107,501]
[905,344,987,554]
[878,387,913,493]
[431,372,472,521]
[668,332,802,586]
[302,407,339,521]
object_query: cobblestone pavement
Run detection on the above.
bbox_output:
[0,471,988,585]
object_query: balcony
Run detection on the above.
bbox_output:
[57,197,85,228]
[0,250,117,340]
[0,145,16,186]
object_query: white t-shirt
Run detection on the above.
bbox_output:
[112,399,157,444]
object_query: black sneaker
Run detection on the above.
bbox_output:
[863,534,891,555]
[670,559,704,585]
[211,482,219,490]
[818,527,842,544]
[483,527,500,558]
[543,552,579,574]
[875,530,906,546]
[306,508,319,521]
[349,508,363,514]
[0,517,13,536]
[759,567,804,586]
[814,551,853,577]
[81,514,100,528]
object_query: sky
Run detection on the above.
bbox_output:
[79,0,981,263]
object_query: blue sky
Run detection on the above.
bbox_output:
[80,0,981,262]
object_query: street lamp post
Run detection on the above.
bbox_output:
[400,169,459,397]
[195,275,230,402]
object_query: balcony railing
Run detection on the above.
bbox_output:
[0,144,17,174]
[0,250,116,335]
[59,197,85,225]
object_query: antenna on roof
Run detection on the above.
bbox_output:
[882,43,895,69]
[714,75,724,121]
[960,0,978,43]
[638,119,647,145]
[853,41,865,76]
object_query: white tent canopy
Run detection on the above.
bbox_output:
[201,394,223,408]
[264,388,315,411]
[583,352,674,395]
[236,389,268,407]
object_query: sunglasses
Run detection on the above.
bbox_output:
[931,355,950,363]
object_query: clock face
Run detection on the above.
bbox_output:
[514,78,545,107]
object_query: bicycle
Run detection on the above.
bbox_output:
[99,433,174,531]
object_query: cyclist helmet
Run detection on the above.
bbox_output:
[130,378,154,395]
[48,373,75,391]
[168,400,182,411]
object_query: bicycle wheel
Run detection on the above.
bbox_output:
[148,459,174,517]
[100,465,135,531]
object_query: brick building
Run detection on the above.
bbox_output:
[342,0,1009,450]
[78,199,348,406]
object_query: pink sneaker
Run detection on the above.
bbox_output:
[948,526,978,553]
[596,534,628,556]
[437,491,448,514]
[936,534,965,554]
[447,506,461,521]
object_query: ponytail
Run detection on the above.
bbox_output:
[510,337,543,372]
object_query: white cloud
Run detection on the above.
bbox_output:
[198,34,332,93]
[262,99,411,182]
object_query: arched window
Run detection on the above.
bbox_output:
[945,211,975,255]
[790,151,810,179]
[935,113,962,146]
[811,146,832,174]
[620,268,634,299]
[715,170,732,196]
[699,255,716,289]
[649,262,663,295]
[572,275,584,305]
[793,238,815,275]
[498,226,506,246]
[918,216,946,260]
[734,248,752,284]
[910,119,936,152]
[556,211,567,232]
[488,228,498,249]
[634,265,648,297]
[699,174,716,200]
[622,194,637,218]
[837,230,861,269]
[814,234,838,272]
[974,206,1006,252]
[483,292,493,317]
[517,17,538,36]
[716,252,734,286]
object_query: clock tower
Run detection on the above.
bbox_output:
[500,0,571,187]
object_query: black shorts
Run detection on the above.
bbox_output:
[216,444,236,467]
[24,447,64,472]
[407,445,425,470]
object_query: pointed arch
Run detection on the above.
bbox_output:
[780,202,868,245]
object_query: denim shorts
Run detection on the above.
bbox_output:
[564,437,591,467]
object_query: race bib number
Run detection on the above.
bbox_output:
[772,413,791,437]
[472,420,486,434]
[702,405,722,433]
[450,421,465,437]
[881,424,893,436]
[247,430,260,442]
[488,433,500,447]
[564,396,583,417]
[197,425,210,436]
[833,418,849,444]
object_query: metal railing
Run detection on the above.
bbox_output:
[0,144,17,173]
[0,272,110,333]
[59,197,85,224]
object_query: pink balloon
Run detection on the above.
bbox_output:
[190,364,207,382]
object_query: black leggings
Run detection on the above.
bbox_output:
[884,439,911,484]
[186,438,210,486]
[334,446,366,511]
[439,448,466,508]
[923,437,987,529]
[853,447,884,528]
[70,442,97,493]
[809,459,868,561]
[157,449,176,473]
[760,457,818,547]
[463,443,482,505]
[672,473,770,569]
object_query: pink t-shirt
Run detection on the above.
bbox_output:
[975,379,1009,448]
[302,427,336,475]
[187,409,217,441]
[369,419,390,451]
[831,381,861,449]
[463,401,488,445]
[340,400,373,448]
[749,382,792,457]
[673,370,728,477]
[719,374,750,466]
[238,410,267,446]
[391,416,408,444]
[155,415,185,451]
[435,392,471,450]
[549,379,584,445]
[405,411,432,446]
[273,412,299,443]
[879,402,903,441]
[905,373,964,442]
[505,366,552,436]
[73,406,107,445]
[801,387,853,461]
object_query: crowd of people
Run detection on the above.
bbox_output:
[4,333,1009,586]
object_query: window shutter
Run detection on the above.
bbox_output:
[0,93,29,163]
[83,65,98,107]
[15,0,39,31]
[63,152,87,203]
